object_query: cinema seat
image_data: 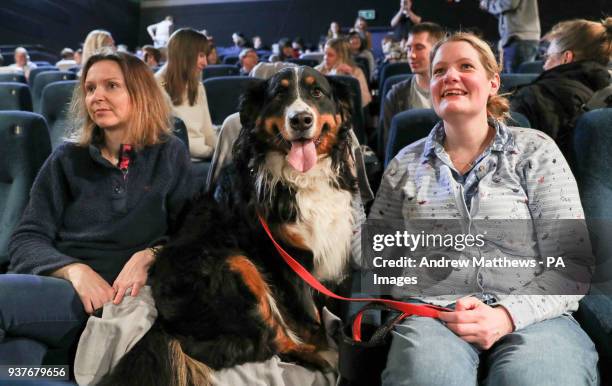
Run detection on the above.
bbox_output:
[202,64,240,80]
[378,62,411,101]
[32,71,76,113]
[385,108,439,166]
[27,66,58,87]
[499,73,538,93]
[39,80,77,149]
[0,73,27,84]
[516,60,544,74]
[0,82,33,111]
[286,58,319,68]
[203,76,260,126]
[327,74,366,144]
[222,55,239,65]
[386,109,532,166]
[0,111,51,272]
[378,74,412,156]
[572,108,612,383]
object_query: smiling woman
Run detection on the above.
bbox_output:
[0,50,194,366]
[370,32,598,385]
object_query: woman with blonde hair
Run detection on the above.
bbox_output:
[81,29,115,71]
[156,28,217,160]
[0,49,193,365]
[371,32,598,385]
[315,37,372,107]
[510,17,612,155]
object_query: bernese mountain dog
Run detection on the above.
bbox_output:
[100,66,358,386]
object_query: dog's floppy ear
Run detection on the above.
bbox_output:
[326,76,354,129]
[239,78,267,129]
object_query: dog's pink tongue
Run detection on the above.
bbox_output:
[287,140,317,173]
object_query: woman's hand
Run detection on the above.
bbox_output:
[438,296,515,350]
[336,63,353,75]
[52,263,114,314]
[111,248,156,305]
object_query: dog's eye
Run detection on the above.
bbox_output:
[311,88,323,98]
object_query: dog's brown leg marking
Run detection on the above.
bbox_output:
[227,255,307,353]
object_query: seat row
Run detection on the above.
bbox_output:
[0,70,76,113]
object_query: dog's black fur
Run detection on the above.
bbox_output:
[100,66,357,386]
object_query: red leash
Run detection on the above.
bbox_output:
[258,215,449,341]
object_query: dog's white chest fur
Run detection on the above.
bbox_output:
[257,153,354,282]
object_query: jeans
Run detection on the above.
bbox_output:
[0,274,87,365]
[503,39,539,73]
[382,314,599,386]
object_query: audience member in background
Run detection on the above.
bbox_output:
[382,22,445,137]
[74,48,83,66]
[327,21,342,40]
[373,32,597,386]
[142,45,161,69]
[510,17,612,156]
[206,45,220,65]
[116,44,130,54]
[147,15,174,48]
[156,28,217,160]
[315,37,372,107]
[0,49,193,365]
[81,29,115,75]
[8,47,37,80]
[353,16,373,50]
[269,38,298,62]
[252,36,266,50]
[348,31,376,81]
[381,35,407,64]
[480,0,540,73]
[201,29,214,45]
[390,0,422,41]
[292,37,306,56]
[238,48,259,75]
[0,53,4,66]
[55,48,77,71]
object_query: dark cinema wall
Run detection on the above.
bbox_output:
[139,0,612,49]
[0,0,139,62]
[0,0,610,61]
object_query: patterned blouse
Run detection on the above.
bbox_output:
[368,120,593,330]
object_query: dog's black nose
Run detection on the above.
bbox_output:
[289,112,314,131]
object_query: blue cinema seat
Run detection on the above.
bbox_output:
[327,74,367,144]
[39,80,77,149]
[0,82,33,111]
[377,74,412,156]
[516,60,544,74]
[203,76,261,126]
[0,73,27,84]
[0,111,51,272]
[572,108,612,383]
[27,66,58,87]
[499,73,538,93]
[385,109,532,166]
[378,62,411,100]
[202,64,240,80]
[31,71,76,113]
[287,58,320,68]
